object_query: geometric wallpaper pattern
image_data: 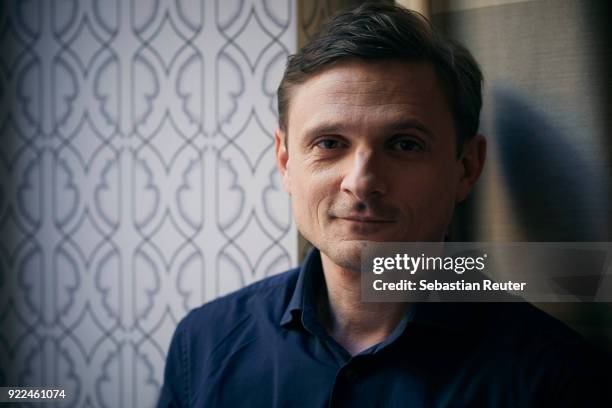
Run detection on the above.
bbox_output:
[0,0,296,406]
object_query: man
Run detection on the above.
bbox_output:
[158,4,607,407]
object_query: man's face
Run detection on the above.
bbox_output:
[275,60,485,271]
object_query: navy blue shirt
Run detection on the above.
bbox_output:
[158,249,608,407]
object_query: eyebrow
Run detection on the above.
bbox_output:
[301,118,436,142]
[386,118,435,139]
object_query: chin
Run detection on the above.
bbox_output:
[318,240,370,273]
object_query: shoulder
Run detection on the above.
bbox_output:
[173,266,300,348]
[456,301,592,377]
[505,303,610,404]
[462,302,610,404]
[159,267,301,406]
[484,303,609,394]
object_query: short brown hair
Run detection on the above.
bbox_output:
[277,3,483,156]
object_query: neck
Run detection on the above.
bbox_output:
[318,252,409,356]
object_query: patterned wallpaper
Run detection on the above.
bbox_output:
[0,0,296,406]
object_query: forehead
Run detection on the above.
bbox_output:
[286,60,454,138]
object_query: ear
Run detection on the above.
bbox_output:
[274,128,291,195]
[455,134,487,203]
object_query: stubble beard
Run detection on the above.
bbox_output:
[311,200,397,273]
[299,227,360,275]
[315,234,370,273]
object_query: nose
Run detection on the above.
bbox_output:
[340,149,387,200]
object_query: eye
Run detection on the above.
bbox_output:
[315,139,346,150]
[389,138,424,152]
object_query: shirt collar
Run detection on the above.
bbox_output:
[280,247,323,328]
[280,247,473,333]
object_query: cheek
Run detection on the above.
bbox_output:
[436,166,458,205]
[394,162,458,216]
[425,167,458,226]
[289,164,336,223]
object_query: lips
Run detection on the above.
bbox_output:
[339,216,394,223]
[329,202,398,225]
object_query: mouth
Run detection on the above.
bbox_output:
[338,216,394,224]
